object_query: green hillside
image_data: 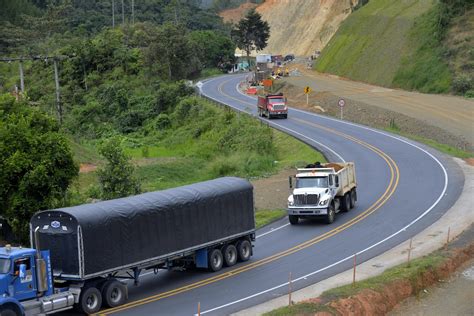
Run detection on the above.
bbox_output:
[315,0,471,94]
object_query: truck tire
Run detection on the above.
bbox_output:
[284,114,288,119]
[289,215,299,225]
[350,189,357,209]
[0,305,21,316]
[222,244,238,267]
[208,248,224,272]
[341,193,351,212]
[236,239,251,262]
[267,111,272,119]
[102,279,127,308]
[325,204,335,224]
[78,286,102,314]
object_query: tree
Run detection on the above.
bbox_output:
[188,30,236,71]
[144,23,194,80]
[231,8,270,65]
[0,94,78,241]
[97,137,141,200]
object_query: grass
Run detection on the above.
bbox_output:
[315,0,453,93]
[385,127,473,159]
[264,302,336,316]
[266,251,447,315]
[69,99,323,207]
[255,209,286,229]
[393,3,452,93]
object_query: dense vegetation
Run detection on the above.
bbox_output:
[315,0,473,96]
[0,1,322,241]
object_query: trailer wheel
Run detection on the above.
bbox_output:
[341,193,351,212]
[236,239,251,262]
[223,244,238,267]
[326,204,335,224]
[78,286,102,314]
[350,189,357,209]
[208,248,224,272]
[289,215,299,225]
[102,279,127,308]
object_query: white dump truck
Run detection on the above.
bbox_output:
[287,162,357,224]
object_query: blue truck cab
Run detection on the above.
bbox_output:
[0,244,75,316]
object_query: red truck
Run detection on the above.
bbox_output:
[257,93,288,119]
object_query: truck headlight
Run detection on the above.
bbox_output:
[319,199,329,206]
[288,196,294,206]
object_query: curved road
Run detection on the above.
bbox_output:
[102,74,463,316]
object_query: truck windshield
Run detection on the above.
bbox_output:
[269,98,285,103]
[0,258,11,274]
[296,177,328,188]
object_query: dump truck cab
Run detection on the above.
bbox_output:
[288,163,357,225]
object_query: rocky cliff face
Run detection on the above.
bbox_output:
[221,0,358,56]
[257,0,358,56]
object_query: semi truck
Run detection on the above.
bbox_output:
[0,177,255,315]
[257,93,288,119]
[287,162,357,224]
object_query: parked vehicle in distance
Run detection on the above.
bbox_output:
[288,162,357,224]
[257,93,288,119]
[0,177,255,315]
[284,54,295,62]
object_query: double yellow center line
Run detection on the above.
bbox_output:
[100,80,399,315]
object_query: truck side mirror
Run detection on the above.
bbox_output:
[19,264,26,280]
[335,176,339,187]
[289,176,293,188]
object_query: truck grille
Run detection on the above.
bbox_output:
[294,194,319,206]
[272,104,286,110]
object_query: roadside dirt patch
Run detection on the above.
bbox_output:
[276,80,473,152]
[252,169,294,210]
[79,163,97,173]
[312,242,474,316]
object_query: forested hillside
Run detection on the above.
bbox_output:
[0,0,321,241]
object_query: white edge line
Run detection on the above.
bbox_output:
[197,76,450,315]
[256,223,290,239]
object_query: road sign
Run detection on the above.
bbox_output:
[304,86,312,94]
[338,98,345,107]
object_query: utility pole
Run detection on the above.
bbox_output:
[53,59,62,124]
[19,60,25,93]
[121,0,125,25]
[131,0,135,24]
[112,0,115,28]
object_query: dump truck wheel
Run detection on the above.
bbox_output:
[236,239,251,262]
[326,204,335,224]
[350,189,357,209]
[289,215,299,225]
[341,193,350,212]
[78,286,102,314]
[223,244,238,267]
[208,248,224,272]
[102,279,127,308]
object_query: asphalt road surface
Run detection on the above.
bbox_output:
[99,74,464,316]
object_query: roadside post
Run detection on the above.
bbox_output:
[196,81,203,97]
[304,86,312,105]
[338,98,345,119]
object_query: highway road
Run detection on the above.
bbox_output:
[102,74,464,315]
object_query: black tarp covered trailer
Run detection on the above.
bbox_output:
[30,177,255,280]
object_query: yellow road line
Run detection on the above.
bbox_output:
[100,79,400,315]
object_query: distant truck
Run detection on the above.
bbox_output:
[287,162,357,224]
[257,93,288,119]
[0,177,255,315]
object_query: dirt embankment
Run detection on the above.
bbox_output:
[311,241,474,315]
[220,0,358,56]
